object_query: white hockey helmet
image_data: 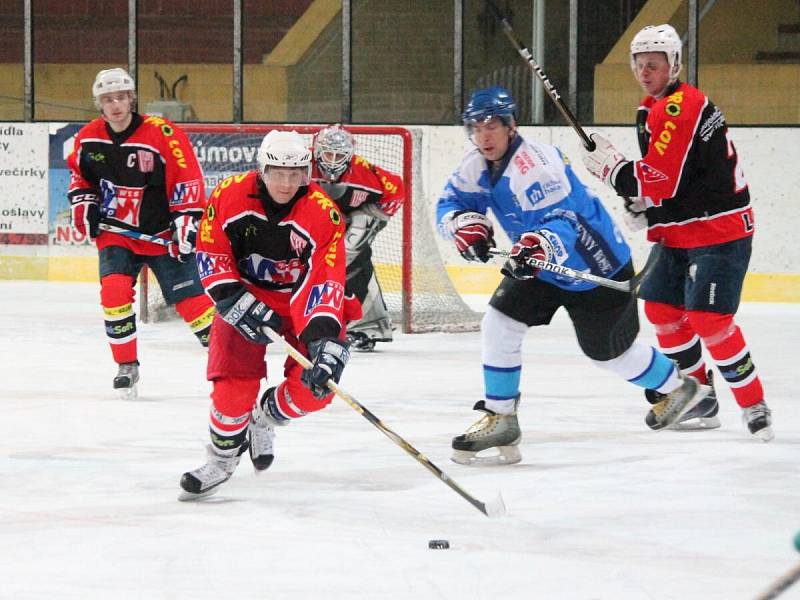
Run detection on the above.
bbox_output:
[257,130,312,181]
[92,68,136,107]
[630,24,683,82]
[313,124,355,182]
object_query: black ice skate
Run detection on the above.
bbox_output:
[451,398,521,466]
[178,441,249,501]
[645,370,720,431]
[742,401,774,442]
[645,374,709,431]
[113,361,140,400]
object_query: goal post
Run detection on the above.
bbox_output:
[140,124,481,333]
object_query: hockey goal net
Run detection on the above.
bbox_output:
[140,124,480,333]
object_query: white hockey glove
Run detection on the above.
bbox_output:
[447,211,495,263]
[581,133,627,189]
[622,196,648,232]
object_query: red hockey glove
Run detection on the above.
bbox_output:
[502,231,555,280]
[70,194,100,240]
[450,211,495,263]
[168,213,197,263]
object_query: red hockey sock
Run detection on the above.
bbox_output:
[209,377,260,449]
[100,273,138,364]
[686,311,763,408]
[643,301,707,384]
[175,295,216,347]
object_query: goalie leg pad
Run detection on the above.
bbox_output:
[347,272,394,350]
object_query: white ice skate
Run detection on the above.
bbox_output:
[451,399,521,466]
[248,390,284,472]
[742,401,774,442]
[645,374,709,431]
[113,361,139,400]
[178,443,248,501]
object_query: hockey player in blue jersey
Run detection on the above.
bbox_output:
[437,86,712,465]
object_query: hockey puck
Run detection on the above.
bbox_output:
[428,539,450,549]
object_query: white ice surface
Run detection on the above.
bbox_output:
[1,281,799,600]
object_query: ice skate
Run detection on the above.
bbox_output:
[451,398,521,466]
[346,316,393,352]
[645,374,709,431]
[178,442,249,501]
[742,401,774,442]
[113,361,140,400]
[645,370,720,431]
[248,388,287,472]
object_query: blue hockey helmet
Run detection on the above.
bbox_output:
[462,86,517,126]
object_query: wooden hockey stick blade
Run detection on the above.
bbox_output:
[262,325,505,518]
[98,223,175,249]
[755,562,800,600]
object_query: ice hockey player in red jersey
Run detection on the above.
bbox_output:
[179,130,353,500]
[581,24,771,441]
[312,124,405,351]
[68,68,215,399]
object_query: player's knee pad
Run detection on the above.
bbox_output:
[481,306,527,366]
[100,273,136,308]
[211,377,261,417]
[685,310,735,343]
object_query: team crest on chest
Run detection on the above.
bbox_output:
[349,189,369,208]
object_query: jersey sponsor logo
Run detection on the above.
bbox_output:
[200,218,214,244]
[170,179,202,207]
[196,251,234,279]
[380,174,398,194]
[349,189,369,208]
[137,150,154,173]
[242,254,304,284]
[325,230,343,267]
[289,229,308,255]
[212,174,249,198]
[99,179,145,227]
[304,280,345,316]
[699,107,725,142]
[88,151,106,163]
[521,180,563,210]
[354,156,372,169]
[330,208,341,225]
[311,189,335,211]
[513,151,536,175]
[639,162,668,184]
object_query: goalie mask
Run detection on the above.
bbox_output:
[257,130,312,186]
[314,124,355,182]
[92,68,136,109]
[630,24,683,83]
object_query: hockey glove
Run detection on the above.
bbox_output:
[217,287,282,345]
[581,133,627,189]
[301,338,350,399]
[70,193,101,240]
[168,213,198,263]
[502,231,555,280]
[450,211,495,262]
[622,196,648,232]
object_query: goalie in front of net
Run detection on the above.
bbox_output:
[179,130,359,500]
[436,86,716,466]
[68,68,215,399]
[312,124,405,351]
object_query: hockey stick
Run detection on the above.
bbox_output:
[488,243,661,294]
[485,0,595,150]
[755,563,800,599]
[262,325,506,519]
[98,223,175,250]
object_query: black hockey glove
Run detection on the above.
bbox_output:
[301,338,350,399]
[217,287,282,345]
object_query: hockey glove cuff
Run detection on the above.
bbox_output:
[449,211,495,263]
[218,288,282,345]
[168,213,198,262]
[70,193,101,240]
[301,338,350,399]
[581,133,627,189]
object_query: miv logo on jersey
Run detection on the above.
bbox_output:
[171,179,202,207]
[304,280,344,316]
[242,255,304,284]
[196,251,234,279]
[99,179,145,226]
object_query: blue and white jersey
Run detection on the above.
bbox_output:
[437,135,631,291]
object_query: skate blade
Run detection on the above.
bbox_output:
[451,445,521,466]
[752,425,775,443]
[178,484,223,502]
[667,415,721,431]
[116,385,138,400]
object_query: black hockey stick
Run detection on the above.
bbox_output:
[755,562,800,599]
[262,325,506,519]
[489,243,661,295]
[98,223,176,250]
[485,0,595,150]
